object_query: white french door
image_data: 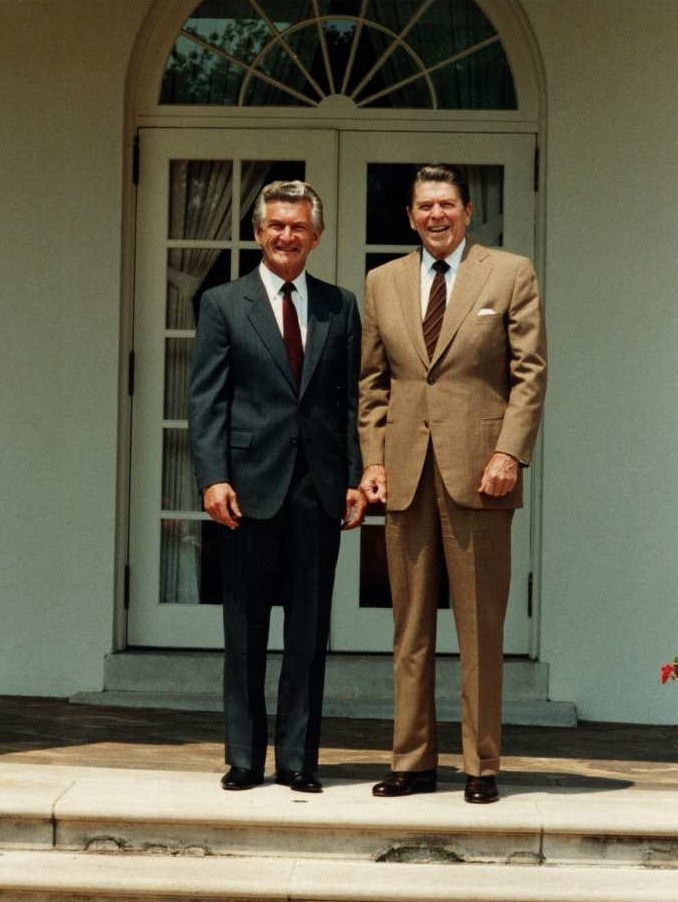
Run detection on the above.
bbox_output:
[330,131,536,653]
[128,126,537,655]
[127,128,338,647]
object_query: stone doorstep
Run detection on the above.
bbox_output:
[69,692,578,727]
[83,652,577,726]
[101,654,554,702]
[2,764,678,868]
[3,851,678,902]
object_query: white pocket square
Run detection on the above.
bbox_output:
[477,308,497,316]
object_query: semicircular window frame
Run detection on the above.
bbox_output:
[160,0,517,111]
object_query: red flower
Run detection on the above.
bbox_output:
[660,663,677,684]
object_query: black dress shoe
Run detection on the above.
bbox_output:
[464,775,499,804]
[275,770,323,793]
[372,769,437,797]
[220,766,264,791]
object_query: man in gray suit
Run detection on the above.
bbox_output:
[189,181,365,793]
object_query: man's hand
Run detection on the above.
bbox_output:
[203,482,242,529]
[342,488,367,530]
[478,452,519,497]
[360,464,387,505]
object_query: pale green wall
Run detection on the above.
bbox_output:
[0,0,150,694]
[524,0,678,721]
[2,0,678,722]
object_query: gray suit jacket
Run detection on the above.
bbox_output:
[189,268,362,520]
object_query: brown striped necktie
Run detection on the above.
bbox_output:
[422,259,449,360]
[281,281,303,387]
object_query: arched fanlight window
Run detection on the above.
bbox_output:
[161,0,516,110]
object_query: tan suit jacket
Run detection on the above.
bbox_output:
[359,240,547,510]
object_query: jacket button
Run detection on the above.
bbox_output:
[291,436,298,446]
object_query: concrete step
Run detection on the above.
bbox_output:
[2,763,678,869]
[3,850,678,902]
[69,652,577,726]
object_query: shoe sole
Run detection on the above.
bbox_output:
[221,783,263,791]
[464,794,499,804]
[372,784,437,797]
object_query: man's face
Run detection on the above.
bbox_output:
[407,181,472,260]
[255,200,321,280]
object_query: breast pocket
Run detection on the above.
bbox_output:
[471,311,502,326]
[229,429,252,449]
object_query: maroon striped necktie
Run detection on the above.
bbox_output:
[281,281,303,386]
[422,259,449,360]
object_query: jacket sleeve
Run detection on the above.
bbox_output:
[358,269,391,468]
[344,290,363,487]
[495,258,547,465]
[188,289,231,492]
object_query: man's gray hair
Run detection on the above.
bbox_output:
[252,180,324,232]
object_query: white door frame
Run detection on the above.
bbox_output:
[127,125,539,655]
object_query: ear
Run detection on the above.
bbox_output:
[407,207,416,231]
[464,203,473,227]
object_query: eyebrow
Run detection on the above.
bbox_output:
[267,219,312,228]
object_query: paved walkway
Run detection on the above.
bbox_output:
[2,696,678,789]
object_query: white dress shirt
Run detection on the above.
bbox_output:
[259,263,309,347]
[419,239,466,318]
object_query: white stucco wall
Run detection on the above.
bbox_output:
[0,0,150,694]
[524,0,678,722]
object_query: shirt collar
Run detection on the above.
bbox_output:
[259,263,308,299]
[422,238,466,275]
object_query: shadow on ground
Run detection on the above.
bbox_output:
[1,696,677,787]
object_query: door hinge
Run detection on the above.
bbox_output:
[527,571,534,618]
[128,350,135,397]
[124,564,131,610]
[132,133,140,185]
[533,146,540,193]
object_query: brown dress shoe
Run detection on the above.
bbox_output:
[372,769,437,797]
[464,775,499,804]
[220,766,264,791]
[275,770,323,793]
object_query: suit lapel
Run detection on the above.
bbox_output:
[395,251,429,368]
[430,240,491,367]
[242,270,298,391]
[300,274,332,397]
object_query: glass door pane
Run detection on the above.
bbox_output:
[161,158,304,610]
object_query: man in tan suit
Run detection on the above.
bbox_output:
[359,164,546,803]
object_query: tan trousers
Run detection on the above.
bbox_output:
[385,451,513,777]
